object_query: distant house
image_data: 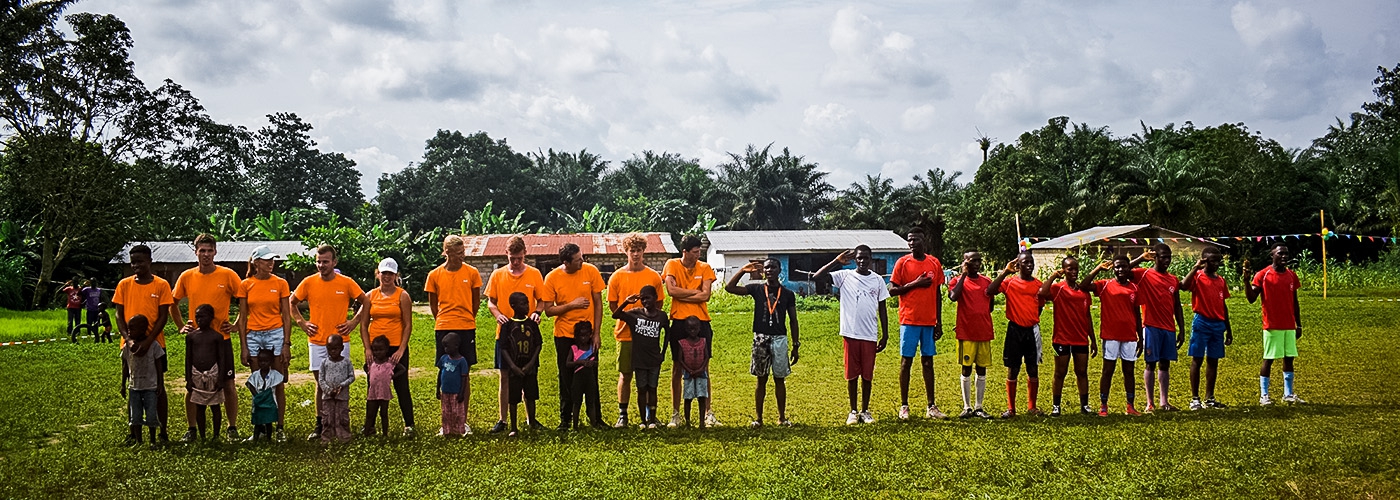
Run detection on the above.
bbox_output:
[110,241,314,284]
[1028,224,1228,276]
[458,233,677,284]
[704,230,908,295]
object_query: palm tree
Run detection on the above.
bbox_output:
[1115,150,1220,229]
[829,174,899,229]
[714,144,834,230]
[975,129,995,164]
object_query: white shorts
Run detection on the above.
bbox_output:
[1102,340,1139,362]
[308,341,350,372]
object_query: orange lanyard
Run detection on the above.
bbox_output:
[764,284,780,325]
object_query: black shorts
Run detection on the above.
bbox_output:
[156,352,168,374]
[507,372,539,404]
[219,337,236,379]
[670,320,714,361]
[436,329,477,366]
[1002,323,1042,368]
[1052,343,1090,356]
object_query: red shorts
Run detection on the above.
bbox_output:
[842,337,876,381]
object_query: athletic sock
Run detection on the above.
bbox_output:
[1005,380,1017,413]
[1028,378,1039,410]
[960,376,972,409]
[1260,376,1270,397]
[975,375,987,409]
[1126,391,1136,406]
[1100,392,1109,405]
[1159,370,1170,406]
[1283,372,1295,395]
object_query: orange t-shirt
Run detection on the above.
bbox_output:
[172,266,245,339]
[367,287,407,346]
[662,258,716,321]
[241,275,290,332]
[423,263,483,331]
[606,266,665,341]
[485,265,545,339]
[541,263,606,338]
[113,275,174,347]
[293,274,365,346]
[998,276,1045,327]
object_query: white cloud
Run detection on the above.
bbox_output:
[900,104,937,132]
[654,25,778,114]
[821,7,947,95]
[538,24,625,78]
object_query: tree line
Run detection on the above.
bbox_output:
[1,2,1397,310]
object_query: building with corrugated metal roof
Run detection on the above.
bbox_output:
[458,233,676,283]
[704,230,908,295]
[110,241,314,284]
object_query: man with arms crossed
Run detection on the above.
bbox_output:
[542,242,605,431]
[662,235,720,427]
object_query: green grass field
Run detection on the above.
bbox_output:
[2,289,1399,498]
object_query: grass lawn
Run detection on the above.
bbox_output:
[1,289,1398,498]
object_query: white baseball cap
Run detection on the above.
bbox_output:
[250,245,280,261]
[377,258,399,274]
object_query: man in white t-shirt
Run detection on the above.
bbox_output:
[813,245,890,425]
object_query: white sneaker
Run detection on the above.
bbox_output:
[1189,398,1203,411]
[1282,394,1307,404]
[1259,395,1273,406]
[705,411,722,427]
[463,424,473,435]
[926,404,946,419]
[846,410,861,425]
[860,410,875,424]
[897,405,911,420]
[667,413,682,428]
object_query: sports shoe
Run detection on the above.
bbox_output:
[1205,399,1228,409]
[1124,405,1141,416]
[1050,405,1062,417]
[1080,405,1094,415]
[1160,403,1179,412]
[437,428,446,438]
[972,408,994,420]
[274,429,287,442]
[225,427,242,442]
[613,415,629,429]
[1025,407,1045,417]
[179,430,197,443]
[846,410,861,425]
[490,421,508,433]
[306,431,321,441]
[1282,394,1307,404]
[668,413,682,428]
[749,420,762,428]
[463,424,473,435]
[403,426,417,438]
[898,405,911,420]
[705,411,722,427]
[648,421,659,429]
[1189,398,1204,411]
[1259,395,1273,406]
[859,410,875,424]
[778,418,794,427]
[1000,409,1016,419]
[528,420,545,431]
[1097,405,1109,417]
[925,405,946,419]
[957,408,974,419]
[1144,403,1156,414]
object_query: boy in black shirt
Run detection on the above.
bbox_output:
[725,259,800,427]
[613,285,670,429]
[501,292,543,436]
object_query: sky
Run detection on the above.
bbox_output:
[85,0,1400,199]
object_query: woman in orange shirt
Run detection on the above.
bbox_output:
[361,258,416,437]
[236,245,293,442]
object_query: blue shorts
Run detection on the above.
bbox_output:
[1188,315,1227,359]
[1142,326,1178,363]
[247,328,285,356]
[899,325,938,358]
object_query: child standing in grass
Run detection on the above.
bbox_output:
[1038,256,1097,416]
[1081,255,1144,417]
[317,335,355,443]
[501,292,544,436]
[245,348,283,441]
[611,286,671,429]
[437,332,470,437]
[184,304,229,443]
[813,246,890,425]
[1127,244,1187,412]
[1248,243,1305,406]
[365,335,404,437]
[949,251,995,420]
[988,250,1046,418]
[121,315,163,447]
[678,318,711,429]
[1182,246,1233,410]
[565,321,603,429]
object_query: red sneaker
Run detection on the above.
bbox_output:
[1124,405,1142,416]
[1097,405,1109,417]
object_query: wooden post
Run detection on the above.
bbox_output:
[1321,210,1327,299]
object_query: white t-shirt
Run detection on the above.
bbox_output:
[831,269,890,341]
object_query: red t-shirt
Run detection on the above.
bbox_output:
[951,274,994,342]
[891,254,943,326]
[998,276,1044,327]
[1049,282,1092,346]
[1095,279,1139,341]
[1186,270,1230,321]
[1132,268,1180,331]
[1252,267,1300,330]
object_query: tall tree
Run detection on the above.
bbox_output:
[713,144,833,230]
[1309,63,1400,236]
[530,148,609,229]
[826,174,902,230]
[378,130,540,233]
[902,168,963,259]
[1114,149,1220,229]
[246,112,363,220]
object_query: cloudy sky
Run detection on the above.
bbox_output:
[87,0,1399,197]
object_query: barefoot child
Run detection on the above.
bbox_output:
[1038,257,1097,416]
[184,304,230,442]
[988,250,1046,418]
[317,335,355,443]
[678,318,711,428]
[565,321,603,429]
[501,292,544,436]
[1080,256,1144,417]
[245,349,284,441]
[813,246,890,425]
[611,286,671,429]
[366,336,405,437]
[1182,246,1232,410]
[121,315,163,447]
[437,332,471,436]
[949,251,995,420]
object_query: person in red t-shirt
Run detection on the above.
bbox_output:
[1181,246,1233,410]
[1126,244,1186,412]
[1247,242,1305,405]
[1038,256,1097,416]
[1080,255,1144,417]
[887,228,945,420]
[948,250,995,420]
[988,250,1045,418]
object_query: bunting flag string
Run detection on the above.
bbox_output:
[1020,232,1400,245]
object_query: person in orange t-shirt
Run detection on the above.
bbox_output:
[541,242,605,431]
[170,234,247,442]
[1080,255,1144,417]
[360,257,416,437]
[484,236,545,434]
[988,250,1045,418]
[112,244,174,441]
[606,233,664,428]
[887,228,945,420]
[236,245,292,441]
[424,235,483,408]
[661,235,718,427]
[289,244,369,440]
[1126,244,1187,412]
